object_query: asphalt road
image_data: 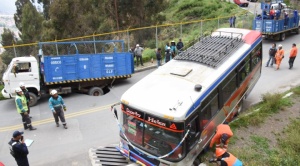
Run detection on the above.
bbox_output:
[0,69,154,166]
[1,3,300,165]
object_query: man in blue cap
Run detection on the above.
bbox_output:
[8,131,30,166]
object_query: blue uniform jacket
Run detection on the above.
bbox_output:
[48,96,65,112]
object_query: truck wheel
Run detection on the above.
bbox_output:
[28,92,38,107]
[88,87,104,96]
[279,33,285,41]
[296,27,300,34]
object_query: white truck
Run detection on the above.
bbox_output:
[1,40,134,106]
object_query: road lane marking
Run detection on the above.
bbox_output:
[0,103,116,132]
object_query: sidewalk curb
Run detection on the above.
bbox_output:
[134,64,157,73]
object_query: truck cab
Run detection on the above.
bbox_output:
[2,56,40,106]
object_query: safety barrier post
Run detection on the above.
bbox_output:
[200,21,203,38]
[218,17,220,29]
[93,32,97,54]
[13,43,17,57]
[127,28,130,51]
[180,23,182,39]
[55,37,58,56]
[155,25,158,49]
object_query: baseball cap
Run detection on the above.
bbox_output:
[13,131,24,138]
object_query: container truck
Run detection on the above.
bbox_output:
[252,0,299,41]
[1,40,134,106]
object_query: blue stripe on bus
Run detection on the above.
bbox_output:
[185,37,262,117]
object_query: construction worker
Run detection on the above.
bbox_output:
[275,44,285,70]
[49,90,68,129]
[209,122,233,149]
[15,88,37,131]
[19,82,31,117]
[289,43,298,69]
[209,148,243,166]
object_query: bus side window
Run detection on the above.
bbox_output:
[187,117,199,150]
[237,56,251,85]
[199,90,219,130]
[221,71,237,103]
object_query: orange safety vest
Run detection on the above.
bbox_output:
[222,152,238,166]
[210,124,233,147]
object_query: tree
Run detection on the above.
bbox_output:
[37,0,51,20]
[21,3,43,43]
[0,28,16,65]
[14,0,31,33]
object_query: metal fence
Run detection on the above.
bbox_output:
[1,11,253,58]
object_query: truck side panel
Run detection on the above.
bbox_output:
[43,53,133,83]
[253,16,299,33]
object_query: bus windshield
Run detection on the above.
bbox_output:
[121,104,185,161]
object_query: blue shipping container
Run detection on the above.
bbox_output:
[43,53,134,83]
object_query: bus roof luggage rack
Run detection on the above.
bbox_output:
[174,34,244,68]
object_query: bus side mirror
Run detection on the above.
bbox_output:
[114,108,118,119]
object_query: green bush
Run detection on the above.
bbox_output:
[0,84,5,100]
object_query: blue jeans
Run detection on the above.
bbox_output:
[157,60,161,67]
[266,56,275,66]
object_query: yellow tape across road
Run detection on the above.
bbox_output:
[0,104,115,132]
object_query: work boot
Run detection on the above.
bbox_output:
[29,125,37,130]
[23,123,29,130]
[56,123,59,127]
[63,124,68,129]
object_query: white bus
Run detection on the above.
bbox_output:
[113,28,262,166]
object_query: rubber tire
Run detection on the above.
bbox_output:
[193,158,201,166]
[88,87,104,96]
[296,27,300,34]
[28,92,38,107]
[279,33,285,41]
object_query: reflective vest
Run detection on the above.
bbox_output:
[15,95,28,113]
[222,153,243,166]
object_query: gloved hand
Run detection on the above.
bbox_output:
[209,158,216,163]
[63,106,67,111]
[52,110,56,114]
[24,112,28,115]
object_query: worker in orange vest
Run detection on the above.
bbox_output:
[289,43,298,69]
[275,44,285,70]
[210,122,233,149]
[209,148,243,166]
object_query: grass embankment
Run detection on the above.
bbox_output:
[204,87,300,165]
[140,0,250,63]
[0,84,5,100]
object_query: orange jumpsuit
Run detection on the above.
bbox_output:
[275,49,284,70]
[209,124,233,149]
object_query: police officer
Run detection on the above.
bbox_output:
[19,82,31,117]
[8,131,30,166]
[49,90,68,129]
[15,88,36,131]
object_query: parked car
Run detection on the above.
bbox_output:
[234,0,249,7]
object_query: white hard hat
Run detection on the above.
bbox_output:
[19,82,25,87]
[50,90,58,95]
[136,44,139,47]
[15,87,22,93]
[278,44,282,47]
